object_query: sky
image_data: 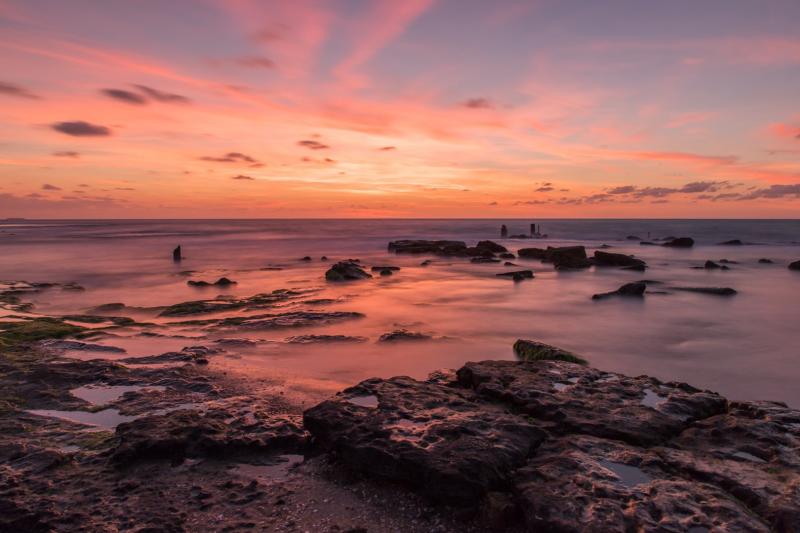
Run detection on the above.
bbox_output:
[0,0,799,218]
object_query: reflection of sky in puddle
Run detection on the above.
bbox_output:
[234,454,304,482]
[27,408,136,429]
[71,384,164,404]
[641,389,664,408]
[598,460,651,488]
[345,395,379,408]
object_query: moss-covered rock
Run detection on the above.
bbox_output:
[0,318,86,349]
[513,339,587,365]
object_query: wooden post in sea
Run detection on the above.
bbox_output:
[530,223,536,236]
[501,224,508,238]
[173,245,182,262]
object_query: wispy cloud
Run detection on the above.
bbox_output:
[51,121,111,137]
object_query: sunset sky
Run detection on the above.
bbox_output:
[1,0,799,218]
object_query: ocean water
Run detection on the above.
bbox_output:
[1,219,799,405]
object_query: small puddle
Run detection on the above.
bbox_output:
[731,451,765,463]
[234,454,304,482]
[70,385,165,405]
[641,388,664,409]
[598,460,651,488]
[27,409,136,429]
[345,394,379,408]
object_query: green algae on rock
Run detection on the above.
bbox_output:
[513,339,588,365]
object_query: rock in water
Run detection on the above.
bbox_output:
[475,240,508,254]
[719,239,744,245]
[388,240,467,255]
[547,246,591,269]
[789,260,800,271]
[187,277,237,287]
[593,251,647,269]
[370,265,400,272]
[378,329,431,342]
[500,224,508,238]
[496,270,534,280]
[513,339,587,365]
[517,247,547,259]
[325,261,372,281]
[672,286,737,296]
[758,258,773,264]
[663,237,695,248]
[172,245,181,262]
[703,260,729,270]
[592,281,647,300]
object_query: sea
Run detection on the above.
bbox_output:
[1,219,798,406]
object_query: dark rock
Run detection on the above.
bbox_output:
[789,261,800,271]
[672,287,737,296]
[211,311,364,330]
[513,339,587,365]
[470,257,501,264]
[370,265,400,272]
[509,234,530,239]
[496,270,534,280]
[621,264,647,272]
[547,246,591,269]
[320,256,328,261]
[593,251,647,269]
[719,259,738,264]
[325,261,372,281]
[379,269,393,276]
[388,240,467,255]
[498,252,515,259]
[420,260,432,266]
[626,235,642,240]
[301,256,312,261]
[503,261,517,266]
[303,375,547,505]
[719,239,744,245]
[158,289,305,316]
[758,258,773,264]
[663,237,695,248]
[639,241,658,246]
[599,243,612,249]
[702,260,729,270]
[592,281,647,300]
[475,240,508,254]
[517,247,547,259]
[112,400,307,466]
[172,246,181,262]
[284,334,367,344]
[500,225,508,238]
[187,277,237,287]
[377,329,431,342]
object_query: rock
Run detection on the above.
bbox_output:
[388,240,467,255]
[420,260,432,266]
[513,339,587,365]
[789,261,800,271]
[303,375,547,505]
[325,261,372,281]
[503,261,517,266]
[621,264,647,272]
[320,255,328,261]
[379,269,393,276]
[470,257,500,264]
[370,266,400,272]
[593,251,647,269]
[112,400,307,466]
[719,239,744,245]
[672,287,737,296]
[498,252,515,259]
[759,258,773,264]
[592,281,647,300]
[719,259,738,264]
[187,277,237,287]
[500,225,508,238]
[475,240,508,254]
[599,243,612,249]
[496,270,534,280]
[301,256,312,261]
[639,241,658,246]
[172,246,181,262]
[284,335,367,344]
[211,311,365,330]
[377,329,431,342]
[517,247,547,259]
[626,235,642,240]
[509,234,530,239]
[61,282,85,291]
[158,289,305,316]
[547,246,591,269]
[702,260,729,270]
[663,237,695,248]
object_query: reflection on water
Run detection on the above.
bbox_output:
[27,408,136,429]
[1,219,799,406]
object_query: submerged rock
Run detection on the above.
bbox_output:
[719,239,744,245]
[284,334,367,344]
[513,339,587,365]
[592,281,647,300]
[672,287,738,296]
[378,329,432,342]
[172,245,182,262]
[547,246,591,269]
[789,260,800,271]
[758,258,774,264]
[593,251,647,269]
[702,260,729,270]
[663,237,695,248]
[388,240,467,255]
[187,277,237,287]
[370,265,400,272]
[325,261,372,281]
[496,270,534,281]
[470,257,501,264]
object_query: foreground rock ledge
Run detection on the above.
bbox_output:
[304,360,800,531]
